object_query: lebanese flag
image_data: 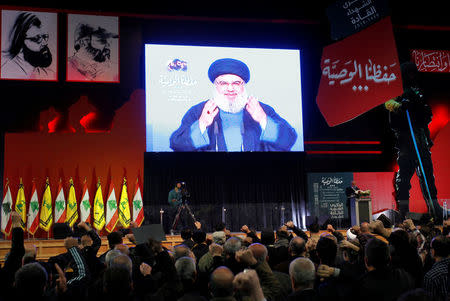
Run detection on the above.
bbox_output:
[1,181,13,236]
[54,180,66,224]
[132,179,144,227]
[27,181,40,235]
[79,179,91,223]
[105,182,118,233]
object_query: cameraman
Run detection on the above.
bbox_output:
[168,181,190,233]
[385,61,442,223]
[168,182,183,207]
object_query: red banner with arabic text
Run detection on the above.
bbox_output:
[316,17,403,127]
[411,49,450,73]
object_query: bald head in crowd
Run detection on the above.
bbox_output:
[361,222,370,234]
[249,243,268,263]
[289,237,306,257]
[210,266,235,298]
[289,257,315,291]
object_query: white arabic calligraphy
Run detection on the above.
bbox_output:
[322,58,397,90]
[159,74,198,87]
[346,0,373,16]
[411,49,450,73]
[321,177,344,186]
[350,6,377,24]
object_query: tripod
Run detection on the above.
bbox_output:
[170,201,197,234]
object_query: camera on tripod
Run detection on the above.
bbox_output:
[179,182,190,202]
[171,181,196,234]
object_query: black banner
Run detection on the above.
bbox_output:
[326,0,389,40]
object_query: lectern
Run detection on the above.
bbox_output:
[354,195,372,225]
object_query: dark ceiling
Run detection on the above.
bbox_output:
[2,1,450,27]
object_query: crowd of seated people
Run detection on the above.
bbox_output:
[0,211,448,301]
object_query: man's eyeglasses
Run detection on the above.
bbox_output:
[215,81,245,88]
[25,34,49,44]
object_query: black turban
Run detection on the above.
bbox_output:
[208,58,250,83]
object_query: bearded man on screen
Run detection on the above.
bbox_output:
[170,58,297,151]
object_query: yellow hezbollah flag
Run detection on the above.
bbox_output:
[15,178,26,230]
[39,178,53,232]
[93,179,105,231]
[118,177,131,228]
[65,178,78,227]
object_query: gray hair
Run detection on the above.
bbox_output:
[212,231,226,245]
[224,237,241,255]
[289,257,315,288]
[173,244,193,262]
[105,249,123,267]
[110,254,133,274]
[175,256,196,280]
[15,262,48,296]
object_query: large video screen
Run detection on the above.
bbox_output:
[145,44,304,152]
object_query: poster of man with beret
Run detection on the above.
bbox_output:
[145,44,304,152]
[1,9,57,81]
[66,14,119,83]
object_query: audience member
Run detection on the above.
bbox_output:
[423,235,449,301]
[181,228,195,249]
[1,211,446,301]
[99,231,123,263]
[192,229,209,262]
[13,262,49,299]
[289,257,317,301]
[274,236,306,274]
[358,238,414,301]
[209,266,235,300]
[175,256,207,301]
[389,228,424,287]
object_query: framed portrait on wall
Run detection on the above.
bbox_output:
[1,9,58,81]
[66,14,119,83]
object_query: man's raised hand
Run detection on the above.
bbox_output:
[235,249,257,266]
[246,96,267,126]
[55,263,67,294]
[199,100,218,132]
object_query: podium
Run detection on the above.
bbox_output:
[354,195,372,225]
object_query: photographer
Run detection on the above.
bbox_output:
[168,181,192,234]
[385,61,442,223]
[168,182,183,207]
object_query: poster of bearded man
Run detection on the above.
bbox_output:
[1,10,57,81]
[66,14,119,83]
